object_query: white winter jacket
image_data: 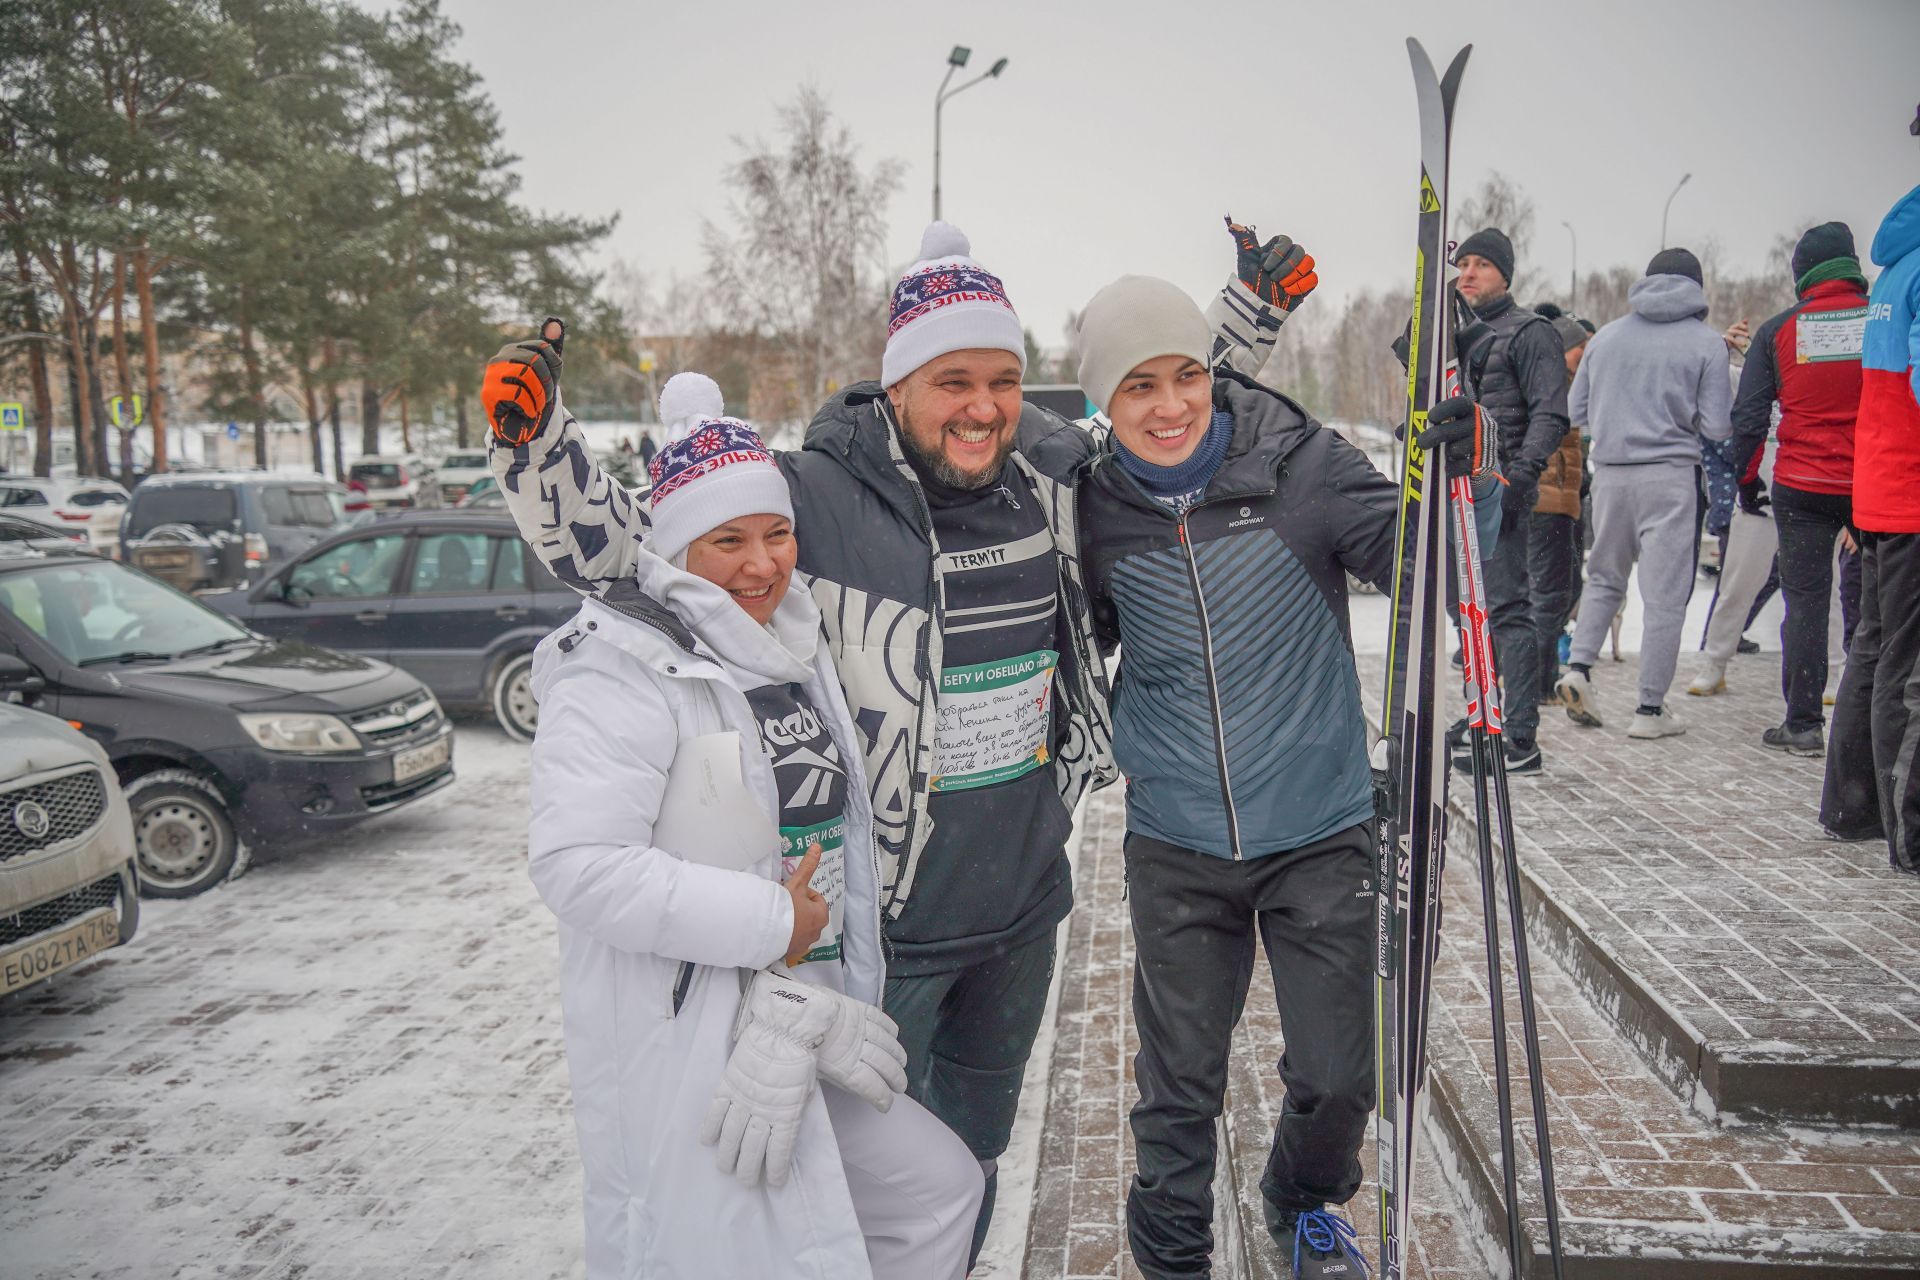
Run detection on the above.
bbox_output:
[528,546,885,1280]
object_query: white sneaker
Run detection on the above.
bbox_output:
[1687,664,1727,697]
[1627,705,1687,739]
[1555,669,1603,728]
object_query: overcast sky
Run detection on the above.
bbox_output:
[425,0,1920,348]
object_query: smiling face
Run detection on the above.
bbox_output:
[885,349,1025,489]
[684,513,796,626]
[1106,354,1213,467]
[1455,253,1508,306]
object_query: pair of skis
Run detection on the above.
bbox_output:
[1374,37,1565,1280]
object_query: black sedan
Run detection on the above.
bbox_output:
[203,511,575,740]
[0,550,454,897]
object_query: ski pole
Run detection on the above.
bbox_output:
[1446,435,1568,1279]
[1446,467,1526,1277]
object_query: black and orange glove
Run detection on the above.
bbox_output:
[1415,393,1497,482]
[482,317,566,446]
[1226,218,1318,312]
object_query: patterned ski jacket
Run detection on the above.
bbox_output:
[1079,371,1400,860]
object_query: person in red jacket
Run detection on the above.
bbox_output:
[1823,178,1920,872]
[1727,223,1870,755]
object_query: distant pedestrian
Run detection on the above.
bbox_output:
[1727,223,1871,756]
[1822,181,1920,872]
[637,430,658,466]
[1555,248,1734,738]
[1528,305,1591,703]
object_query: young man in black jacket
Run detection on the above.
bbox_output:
[1073,275,1491,1280]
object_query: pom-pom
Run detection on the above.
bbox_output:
[1533,301,1564,320]
[918,220,971,262]
[658,372,726,441]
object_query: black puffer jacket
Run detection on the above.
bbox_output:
[1462,293,1571,498]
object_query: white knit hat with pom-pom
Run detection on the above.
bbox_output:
[879,221,1025,388]
[644,371,792,562]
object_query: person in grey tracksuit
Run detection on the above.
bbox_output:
[1555,248,1734,738]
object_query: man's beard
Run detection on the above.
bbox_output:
[896,409,1013,491]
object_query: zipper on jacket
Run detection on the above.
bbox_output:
[1176,513,1244,859]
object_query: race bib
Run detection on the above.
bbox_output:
[1796,307,1867,364]
[932,649,1057,792]
[780,814,846,964]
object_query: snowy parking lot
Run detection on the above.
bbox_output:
[0,719,586,1280]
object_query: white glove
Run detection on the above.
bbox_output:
[700,969,836,1188]
[814,988,909,1112]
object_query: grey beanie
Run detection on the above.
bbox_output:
[1550,314,1590,353]
[1076,276,1211,417]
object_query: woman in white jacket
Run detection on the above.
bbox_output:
[520,365,983,1280]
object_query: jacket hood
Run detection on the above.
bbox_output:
[1871,183,1920,268]
[626,544,818,688]
[801,382,927,532]
[1628,274,1710,323]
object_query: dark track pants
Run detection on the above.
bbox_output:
[1483,506,1543,742]
[1822,531,1920,873]
[1123,825,1375,1280]
[1528,511,1579,702]
[1773,484,1853,732]
[885,931,1056,1266]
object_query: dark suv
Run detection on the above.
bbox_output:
[121,471,354,593]
[0,549,454,897]
[205,511,575,740]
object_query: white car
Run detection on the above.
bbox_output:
[0,476,130,550]
[345,455,439,511]
[433,450,491,505]
[0,688,140,998]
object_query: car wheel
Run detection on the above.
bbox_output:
[124,770,241,898]
[491,653,538,741]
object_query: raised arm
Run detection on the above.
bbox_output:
[1207,219,1319,380]
[482,318,644,597]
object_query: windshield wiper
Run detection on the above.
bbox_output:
[78,650,174,667]
[172,635,255,660]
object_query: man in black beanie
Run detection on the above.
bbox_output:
[1449,226,1573,774]
[1726,221,1871,756]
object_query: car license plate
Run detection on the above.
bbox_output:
[392,735,451,784]
[1,906,119,996]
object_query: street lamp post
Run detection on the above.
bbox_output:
[1561,220,1577,312]
[932,46,1008,221]
[1661,172,1692,250]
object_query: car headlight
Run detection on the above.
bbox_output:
[238,712,360,754]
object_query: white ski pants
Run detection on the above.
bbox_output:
[1701,506,1779,663]
[825,1083,985,1280]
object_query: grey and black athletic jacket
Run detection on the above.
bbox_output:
[1080,371,1399,860]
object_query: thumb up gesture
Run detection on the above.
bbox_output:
[483,317,567,446]
[783,843,829,966]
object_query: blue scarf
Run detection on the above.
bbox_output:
[1115,410,1235,513]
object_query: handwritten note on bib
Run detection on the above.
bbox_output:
[931,649,1058,792]
[1796,307,1867,364]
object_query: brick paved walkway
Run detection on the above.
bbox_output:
[1022,785,1481,1280]
[1414,647,1920,1126]
[1360,647,1920,1274]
